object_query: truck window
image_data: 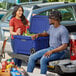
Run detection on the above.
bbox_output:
[55,6,75,21]
[39,6,75,21]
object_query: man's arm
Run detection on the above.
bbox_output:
[52,43,68,53]
[44,43,68,57]
[31,32,49,40]
[38,32,49,37]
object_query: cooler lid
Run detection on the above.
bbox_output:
[29,15,50,34]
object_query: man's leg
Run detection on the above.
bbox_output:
[40,51,65,74]
[27,47,53,72]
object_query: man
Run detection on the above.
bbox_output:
[27,11,69,74]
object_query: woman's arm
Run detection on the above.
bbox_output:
[9,26,20,35]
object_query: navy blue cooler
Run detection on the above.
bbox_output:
[13,15,50,55]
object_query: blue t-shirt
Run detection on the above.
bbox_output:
[47,25,69,50]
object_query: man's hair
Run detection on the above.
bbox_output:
[49,11,62,21]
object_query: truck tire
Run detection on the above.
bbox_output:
[48,65,64,74]
[54,65,64,74]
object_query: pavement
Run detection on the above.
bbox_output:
[0,40,60,76]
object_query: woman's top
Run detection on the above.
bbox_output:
[9,17,29,39]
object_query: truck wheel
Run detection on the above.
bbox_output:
[54,65,64,74]
[48,65,64,74]
[30,48,36,54]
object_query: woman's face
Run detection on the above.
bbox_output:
[16,7,23,17]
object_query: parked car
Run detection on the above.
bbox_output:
[0,9,7,19]
[0,1,76,74]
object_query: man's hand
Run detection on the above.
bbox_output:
[31,34,39,40]
[44,51,53,57]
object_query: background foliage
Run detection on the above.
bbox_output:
[0,0,76,10]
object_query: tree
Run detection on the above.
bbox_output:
[48,0,58,2]
[21,0,29,2]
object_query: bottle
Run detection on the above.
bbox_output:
[1,59,7,70]
[10,59,15,65]
[1,61,6,70]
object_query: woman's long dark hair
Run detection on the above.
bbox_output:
[12,5,27,25]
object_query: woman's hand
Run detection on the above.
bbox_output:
[16,28,21,35]
[10,26,18,35]
[31,34,39,40]
[28,22,30,26]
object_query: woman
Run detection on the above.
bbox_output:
[9,5,30,67]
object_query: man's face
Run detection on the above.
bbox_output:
[49,18,55,25]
